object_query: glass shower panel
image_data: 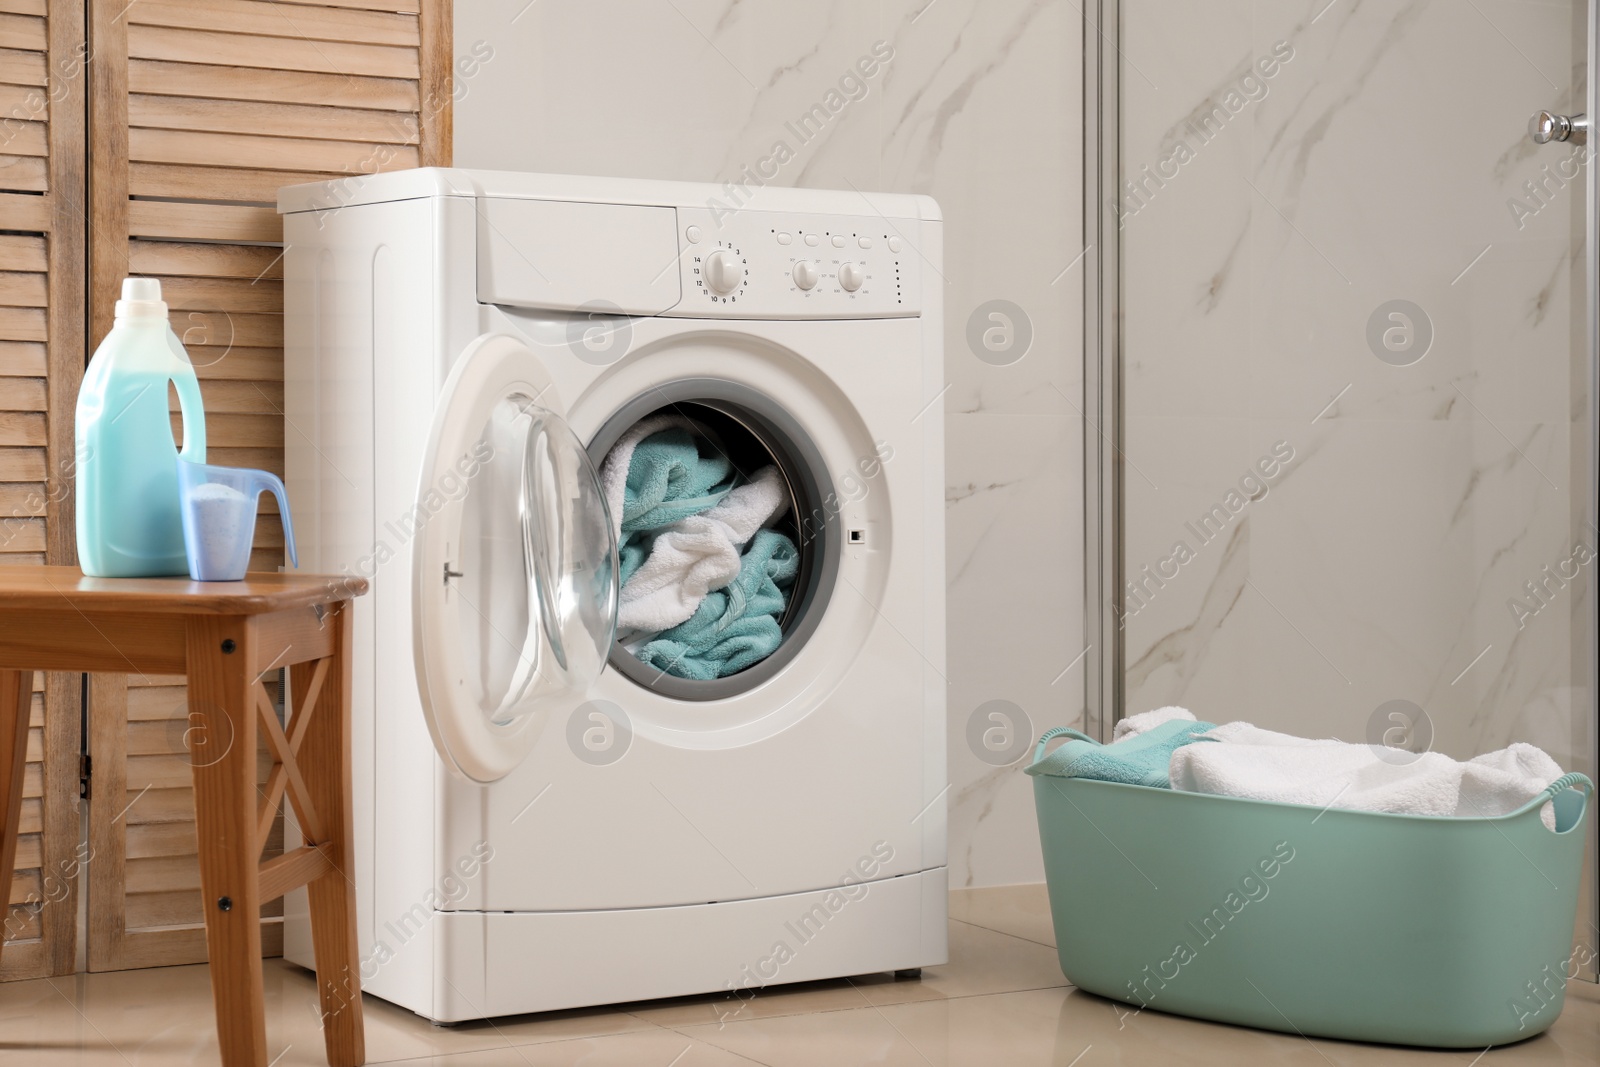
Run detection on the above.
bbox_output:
[1114,0,1595,948]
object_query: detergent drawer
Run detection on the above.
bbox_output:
[476,197,681,314]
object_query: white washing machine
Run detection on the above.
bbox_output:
[278,169,945,1023]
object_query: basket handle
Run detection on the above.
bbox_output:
[1537,772,1594,804]
[1033,726,1098,764]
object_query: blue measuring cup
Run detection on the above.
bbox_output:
[176,458,298,581]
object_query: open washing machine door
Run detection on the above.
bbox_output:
[413,333,619,783]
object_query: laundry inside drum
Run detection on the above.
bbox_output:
[595,398,830,692]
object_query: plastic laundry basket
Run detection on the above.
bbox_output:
[1030,726,1594,1048]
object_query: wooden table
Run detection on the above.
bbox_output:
[0,566,369,1067]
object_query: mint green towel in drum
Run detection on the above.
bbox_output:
[1025,718,1218,788]
[636,528,798,680]
[621,428,734,534]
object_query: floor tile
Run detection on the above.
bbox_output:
[1,888,1596,1066]
[682,985,1600,1067]
[949,882,1056,948]
[628,916,1067,1029]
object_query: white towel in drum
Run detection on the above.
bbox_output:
[616,465,790,633]
[598,414,704,539]
[1169,721,1564,826]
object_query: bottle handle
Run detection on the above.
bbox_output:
[247,470,298,569]
[169,369,208,463]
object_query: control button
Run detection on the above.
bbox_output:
[792,261,819,291]
[804,233,820,246]
[704,248,743,295]
[777,232,793,245]
[831,235,846,247]
[888,236,903,253]
[686,225,702,243]
[838,262,865,292]
[858,236,872,249]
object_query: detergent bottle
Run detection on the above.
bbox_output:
[75,278,208,576]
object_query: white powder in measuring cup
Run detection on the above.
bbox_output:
[186,482,256,580]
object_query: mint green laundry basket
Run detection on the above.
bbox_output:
[1030,726,1594,1048]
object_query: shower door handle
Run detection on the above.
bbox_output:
[1530,110,1588,145]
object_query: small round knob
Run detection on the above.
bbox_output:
[838,262,865,292]
[792,261,819,290]
[1530,110,1587,145]
[704,249,743,295]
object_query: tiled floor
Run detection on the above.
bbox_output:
[2,885,1596,1065]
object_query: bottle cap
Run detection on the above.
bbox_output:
[114,277,168,320]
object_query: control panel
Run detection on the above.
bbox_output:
[667,206,922,319]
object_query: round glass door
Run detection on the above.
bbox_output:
[414,334,618,782]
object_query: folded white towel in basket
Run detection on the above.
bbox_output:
[1167,718,1564,826]
[616,465,790,633]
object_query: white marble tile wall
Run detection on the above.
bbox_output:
[1119,0,1594,776]
[453,0,1085,887]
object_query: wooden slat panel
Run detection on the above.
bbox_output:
[8,869,40,905]
[128,0,418,48]
[0,341,45,375]
[0,447,43,480]
[127,200,281,242]
[157,277,283,315]
[169,413,282,448]
[125,821,198,860]
[121,785,194,824]
[170,379,285,413]
[0,271,46,306]
[0,46,46,85]
[275,0,419,12]
[0,155,47,191]
[124,888,202,929]
[0,12,45,51]
[0,484,45,513]
[125,854,202,894]
[0,81,45,118]
[130,163,346,204]
[84,0,448,976]
[130,127,419,175]
[128,59,417,111]
[0,1,48,18]
[0,306,46,341]
[0,119,45,156]
[0,377,45,408]
[0,235,46,272]
[10,832,38,870]
[128,241,283,280]
[0,191,47,229]
[130,94,418,145]
[128,25,419,79]
[0,411,45,444]
[193,347,283,383]
[169,309,282,349]
[0,519,44,551]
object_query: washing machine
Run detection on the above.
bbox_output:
[278,169,945,1023]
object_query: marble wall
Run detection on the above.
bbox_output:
[1118,0,1595,780]
[453,0,1084,887]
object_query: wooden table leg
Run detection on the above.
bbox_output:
[186,616,268,1067]
[0,669,31,967]
[295,604,365,1067]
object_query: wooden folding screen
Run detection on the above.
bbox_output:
[0,0,87,982]
[74,0,450,972]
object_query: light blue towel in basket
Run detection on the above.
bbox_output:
[1025,718,1218,788]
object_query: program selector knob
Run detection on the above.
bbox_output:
[792,261,819,290]
[838,262,865,292]
[704,249,743,295]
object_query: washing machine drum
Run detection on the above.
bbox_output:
[586,379,839,703]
